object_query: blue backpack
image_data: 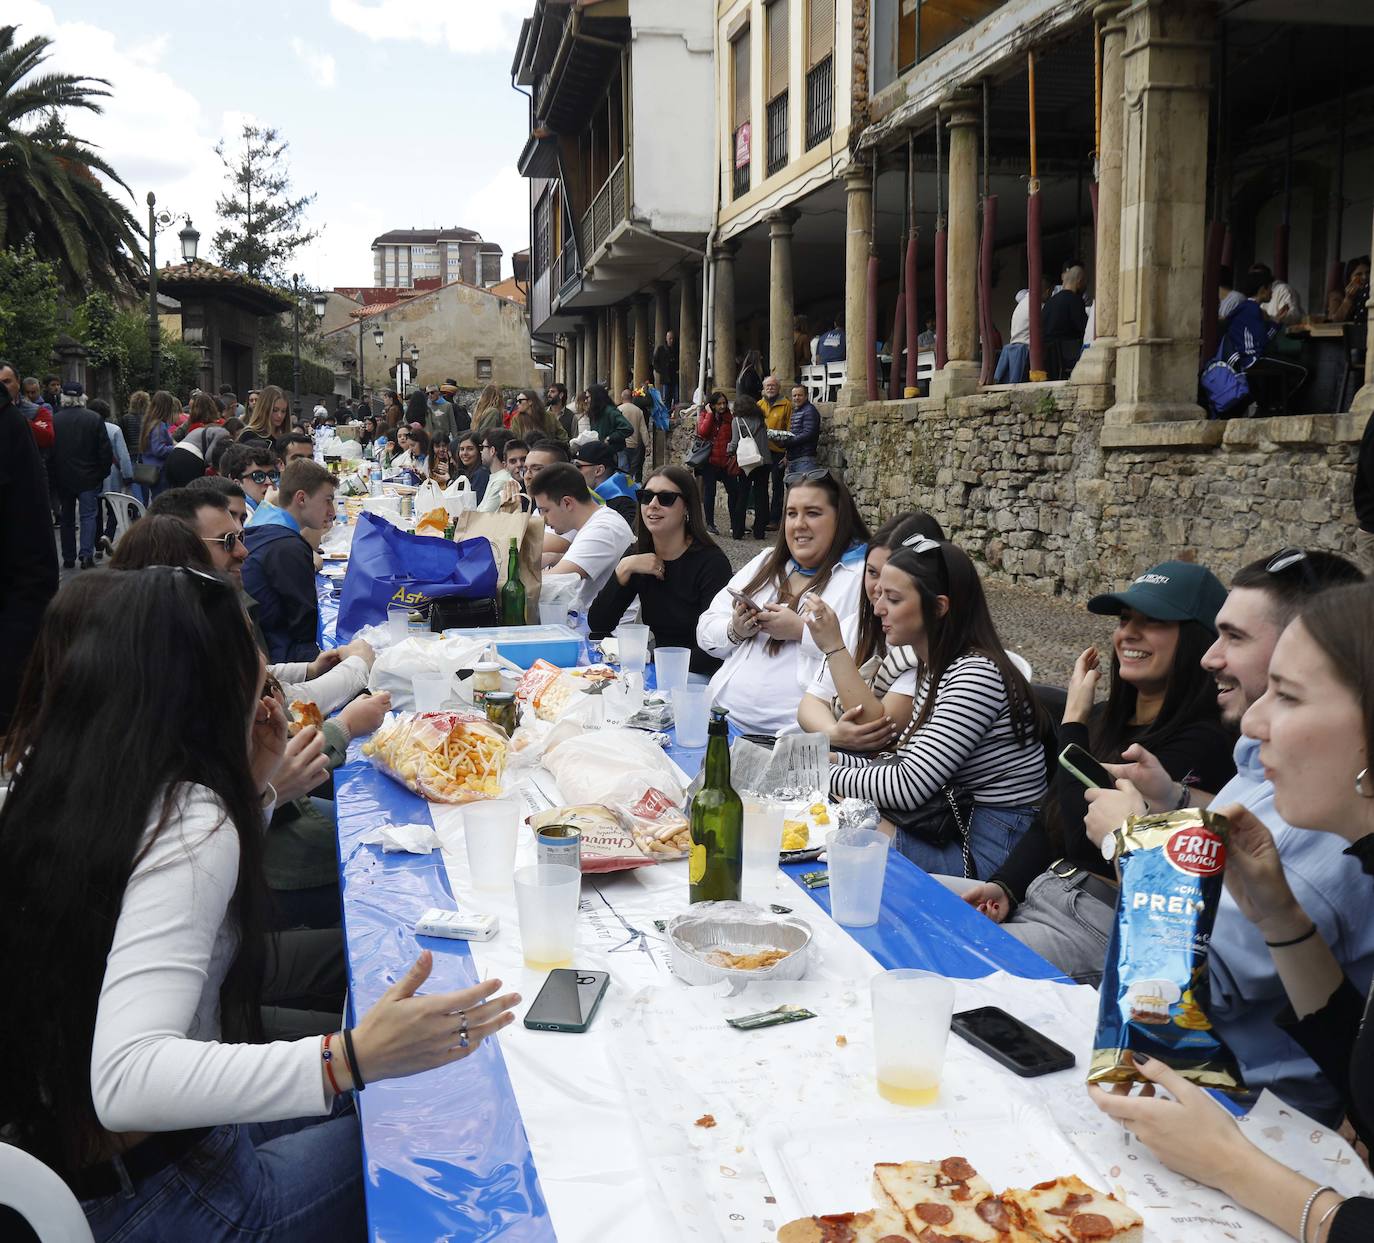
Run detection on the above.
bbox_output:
[1200,351,1250,419]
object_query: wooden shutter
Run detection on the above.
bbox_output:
[767,0,789,101]
[808,0,834,67]
[732,30,750,129]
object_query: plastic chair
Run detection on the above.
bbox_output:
[98,491,146,551]
[0,1143,94,1242]
[800,364,827,404]
[824,362,847,402]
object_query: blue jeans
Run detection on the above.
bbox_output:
[82,1107,364,1243]
[60,488,100,563]
[894,804,1037,881]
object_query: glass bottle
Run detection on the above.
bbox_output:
[689,708,743,903]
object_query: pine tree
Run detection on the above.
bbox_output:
[212,122,318,282]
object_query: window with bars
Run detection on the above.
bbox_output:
[765,0,789,176]
[731,30,751,199]
[805,0,834,149]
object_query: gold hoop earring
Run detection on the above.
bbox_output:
[1357,768,1374,799]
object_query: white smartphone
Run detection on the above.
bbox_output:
[727,587,764,615]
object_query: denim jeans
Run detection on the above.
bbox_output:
[60,488,100,563]
[81,1107,364,1243]
[1003,868,1116,985]
[894,804,1037,881]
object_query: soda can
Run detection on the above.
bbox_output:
[535,823,581,871]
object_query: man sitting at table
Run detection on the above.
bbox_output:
[478,435,526,513]
[572,439,638,524]
[528,462,634,613]
[243,459,336,662]
[1220,266,1308,414]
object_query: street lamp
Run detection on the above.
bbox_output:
[146,195,196,391]
[179,221,200,264]
[291,272,302,420]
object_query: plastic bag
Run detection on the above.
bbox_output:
[361,710,508,803]
[542,727,686,810]
[339,439,362,460]
[538,573,582,626]
[443,476,477,517]
[368,633,506,710]
[415,479,445,516]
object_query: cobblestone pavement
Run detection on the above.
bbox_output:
[706,497,1113,689]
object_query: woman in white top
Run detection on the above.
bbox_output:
[390,425,430,477]
[0,568,519,1241]
[797,510,946,750]
[698,468,871,738]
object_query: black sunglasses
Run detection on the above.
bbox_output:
[784,467,832,488]
[638,487,684,508]
[201,531,243,553]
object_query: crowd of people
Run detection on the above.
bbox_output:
[3,349,1374,1243]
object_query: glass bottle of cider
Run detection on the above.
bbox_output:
[689,708,743,903]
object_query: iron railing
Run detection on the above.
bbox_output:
[732,126,750,200]
[766,92,789,177]
[806,55,834,151]
[579,155,629,260]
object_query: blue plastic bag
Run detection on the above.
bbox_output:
[649,385,671,431]
[1200,356,1250,418]
[336,511,498,641]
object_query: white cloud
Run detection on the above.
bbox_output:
[329,0,530,56]
[290,38,337,88]
[454,166,531,272]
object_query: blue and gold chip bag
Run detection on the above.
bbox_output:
[1088,808,1243,1090]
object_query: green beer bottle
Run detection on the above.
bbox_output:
[689,708,743,903]
[500,537,526,625]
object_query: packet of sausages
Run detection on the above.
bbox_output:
[1087,807,1243,1090]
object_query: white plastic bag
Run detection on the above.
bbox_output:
[339,439,363,460]
[443,476,477,518]
[538,573,582,626]
[414,480,445,517]
[541,727,686,809]
[368,634,511,710]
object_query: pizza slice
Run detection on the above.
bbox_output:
[873,1159,1022,1241]
[999,1176,1143,1243]
[777,1201,916,1243]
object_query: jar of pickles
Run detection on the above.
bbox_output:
[483,691,518,738]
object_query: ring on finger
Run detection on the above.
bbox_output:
[457,1009,470,1050]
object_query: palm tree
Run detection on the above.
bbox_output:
[0,24,145,295]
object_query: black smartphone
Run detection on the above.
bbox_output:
[951,1006,1076,1077]
[1058,743,1115,791]
[523,969,611,1033]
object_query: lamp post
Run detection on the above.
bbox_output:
[311,290,327,405]
[146,194,199,392]
[290,273,302,420]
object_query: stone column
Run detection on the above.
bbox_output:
[1107,0,1215,425]
[1072,1,1129,392]
[611,303,630,395]
[587,315,601,390]
[768,210,798,383]
[565,330,579,397]
[653,280,672,383]
[712,241,738,395]
[839,163,872,407]
[929,92,981,400]
[678,264,700,402]
[633,295,652,386]
[1350,199,1374,416]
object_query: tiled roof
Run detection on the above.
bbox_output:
[138,260,293,313]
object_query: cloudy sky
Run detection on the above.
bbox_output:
[14,0,534,288]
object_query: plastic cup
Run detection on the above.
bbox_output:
[672,685,711,748]
[742,800,785,899]
[616,623,651,675]
[464,799,521,892]
[826,826,890,927]
[871,969,955,1106]
[387,604,410,644]
[653,647,691,697]
[412,673,448,712]
[513,863,582,969]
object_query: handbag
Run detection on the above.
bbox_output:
[132,461,162,487]
[894,785,976,878]
[686,437,712,469]
[734,424,764,471]
[1200,355,1250,418]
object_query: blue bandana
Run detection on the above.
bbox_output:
[789,539,867,578]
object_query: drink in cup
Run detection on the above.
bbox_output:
[465,799,521,891]
[673,685,711,748]
[387,604,410,644]
[616,623,650,676]
[741,799,784,899]
[871,969,955,1105]
[652,646,691,697]
[514,863,581,969]
[825,826,890,927]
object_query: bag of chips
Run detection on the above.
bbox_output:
[1087,808,1243,1091]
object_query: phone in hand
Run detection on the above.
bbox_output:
[523,969,610,1033]
[1058,743,1115,791]
[951,1006,1076,1077]
[727,587,764,615]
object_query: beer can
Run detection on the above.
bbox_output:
[536,823,581,871]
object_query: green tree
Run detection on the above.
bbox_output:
[108,309,201,401]
[0,25,145,294]
[212,123,318,283]
[0,240,61,375]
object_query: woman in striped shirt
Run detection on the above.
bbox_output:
[827,539,1047,878]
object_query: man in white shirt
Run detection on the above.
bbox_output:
[528,462,633,612]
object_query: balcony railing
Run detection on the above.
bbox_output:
[806,55,834,151]
[579,155,629,262]
[767,92,789,177]
[559,241,579,294]
[732,125,750,200]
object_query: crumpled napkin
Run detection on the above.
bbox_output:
[360,822,440,853]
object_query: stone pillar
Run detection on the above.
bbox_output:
[1071,2,1129,392]
[712,242,737,394]
[653,280,672,382]
[929,92,981,400]
[768,210,798,383]
[581,320,595,394]
[678,264,700,402]
[587,315,601,390]
[1107,0,1215,425]
[565,330,578,397]
[1350,199,1374,416]
[611,303,630,395]
[633,295,652,386]
[839,164,872,407]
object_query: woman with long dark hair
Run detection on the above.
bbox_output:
[588,465,733,676]
[586,383,632,454]
[392,425,431,476]
[404,387,429,431]
[728,396,771,540]
[967,559,1238,970]
[694,390,737,536]
[382,390,405,430]
[698,468,871,736]
[828,539,1048,879]
[798,510,946,751]
[0,570,519,1239]
[511,390,566,445]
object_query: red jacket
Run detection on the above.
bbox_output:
[25,402,54,453]
[696,405,737,473]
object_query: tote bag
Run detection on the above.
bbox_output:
[735,424,764,471]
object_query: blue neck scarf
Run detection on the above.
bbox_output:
[788,539,866,579]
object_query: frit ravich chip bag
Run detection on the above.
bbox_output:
[1088,808,1242,1091]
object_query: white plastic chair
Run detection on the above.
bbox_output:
[98,491,146,551]
[916,350,936,383]
[1008,651,1033,681]
[800,364,827,404]
[0,1143,94,1242]
[824,362,847,402]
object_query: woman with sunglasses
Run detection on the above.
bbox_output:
[828,538,1047,879]
[1091,582,1374,1243]
[798,511,946,751]
[699,469,871,737]
[0,569,520,1241]
[588,466,733,677]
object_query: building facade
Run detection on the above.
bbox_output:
[371,228,504,289]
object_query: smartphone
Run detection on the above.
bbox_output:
[951,1006,1076,1077]
[1058,743,1115,791]
[727,587,764,615]
[523,969,611,1033]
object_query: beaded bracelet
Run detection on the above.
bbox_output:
[321,1032,343,1096]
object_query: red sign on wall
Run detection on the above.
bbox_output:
[734,122,751,170]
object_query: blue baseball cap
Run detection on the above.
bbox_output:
[1086,560,1227,634]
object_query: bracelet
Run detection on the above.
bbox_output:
[1313,1196,1344,1241]
[341,1026,366,1091]
[321,1033,343,1096]
[1265,923,1318,949]
[822,646,845,658]
[1300,1185,1337,1243]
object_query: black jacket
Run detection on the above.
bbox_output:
[241,521,320,662]
[0,395,60,731]
[1355,409,1374,532]
[53,403,113,495]
[652,342,678,379]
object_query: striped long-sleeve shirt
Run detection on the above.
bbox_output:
[828,653,1047,813]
